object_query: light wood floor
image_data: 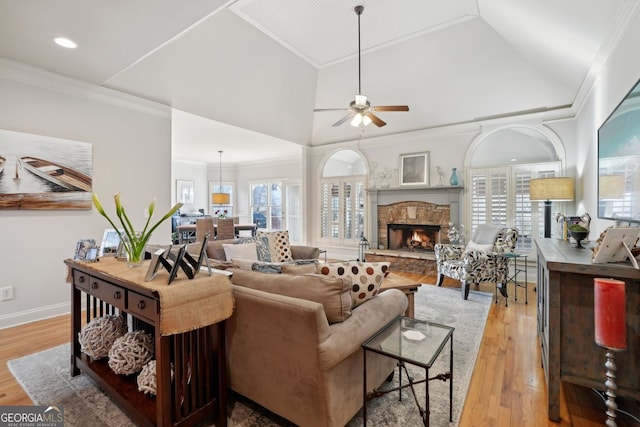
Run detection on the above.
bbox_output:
[1,273,638,426]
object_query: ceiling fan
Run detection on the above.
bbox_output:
[314,5,409,128]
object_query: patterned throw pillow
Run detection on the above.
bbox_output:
[316,261,390,307]
[237,236,272,262]
[256,230,292,262]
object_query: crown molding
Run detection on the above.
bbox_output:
[0,57,170,118]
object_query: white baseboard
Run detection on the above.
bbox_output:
[0,302,70,330]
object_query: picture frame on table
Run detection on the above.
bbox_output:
[99,228,121,257]
[400,152,429,186]
[591,227,640,268]
[74,239,98,262]
[176,179,194,204]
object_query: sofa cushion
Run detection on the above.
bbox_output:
[280,263,317,275]
[257,230,292,262]
[316,261,390,307]
[229,269,352,323]
[223,242,257,261]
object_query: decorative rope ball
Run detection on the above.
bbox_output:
[108,330,154,375]
[137,360,174,396]
[78,315,127,360]
[137,360,157,395]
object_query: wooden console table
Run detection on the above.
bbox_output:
[535,238,640,422]
[66,257,233,427]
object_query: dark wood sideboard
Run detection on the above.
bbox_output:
[66,259,228,427]
[535,238,640,422]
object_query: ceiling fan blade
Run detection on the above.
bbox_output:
[366,112,387,127]
[333,113,355,127]
[314,108,350,112]
[372,105,409,112]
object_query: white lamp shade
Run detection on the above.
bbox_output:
[529,177,574,201]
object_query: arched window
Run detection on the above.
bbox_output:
[319,149,367,243]
[465,125,566,252]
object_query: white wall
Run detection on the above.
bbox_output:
[172,160,208,215]
[0,61,172,328]
[575,11,640,237]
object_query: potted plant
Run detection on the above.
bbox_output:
[93,193,182,267]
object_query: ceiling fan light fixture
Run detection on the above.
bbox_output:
[355,94,368,107]
[313,5,409,127]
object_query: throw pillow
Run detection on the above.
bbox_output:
[316,261,390,308]
[237,236,272,262]
[257,230,292,262]
[465,241,493,253]
[222,242,257,261]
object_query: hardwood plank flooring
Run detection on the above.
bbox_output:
[1,272,638,425]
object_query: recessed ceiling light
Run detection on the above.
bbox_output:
[54,37,77,49]
[511,158,518,162]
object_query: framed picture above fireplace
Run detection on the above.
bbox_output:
[400,152,430,186]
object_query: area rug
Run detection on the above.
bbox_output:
[8,284,491,427]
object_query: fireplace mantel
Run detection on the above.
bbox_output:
[367,186,463,250]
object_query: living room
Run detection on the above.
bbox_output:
[1,1,640,425]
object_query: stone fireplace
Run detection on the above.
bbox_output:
[364,186,463,275]
[387,223,441,251]
[377,201,450,250]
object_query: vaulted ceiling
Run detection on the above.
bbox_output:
[0,0,636,164]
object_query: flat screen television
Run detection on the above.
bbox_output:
[597,78,640,223]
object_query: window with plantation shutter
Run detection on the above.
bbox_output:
[320,178,365,242]
[468,161,562,254]
[320,149,367,245]
[469,168,507,231]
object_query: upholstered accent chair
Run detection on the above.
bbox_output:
[434,224,518,300]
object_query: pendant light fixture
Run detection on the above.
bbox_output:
[211,150,230,205]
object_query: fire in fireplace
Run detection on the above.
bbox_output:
[387,223,441,251]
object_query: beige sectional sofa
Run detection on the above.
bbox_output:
[205,238,321,264]
[224,268,408,427]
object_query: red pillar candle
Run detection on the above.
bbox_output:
[594,278,627,350]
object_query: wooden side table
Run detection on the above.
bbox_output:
[66,258,229,427]
[380,273,422,318]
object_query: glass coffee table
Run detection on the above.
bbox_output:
[362,316,454,426]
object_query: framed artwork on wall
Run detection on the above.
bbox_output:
[400,152,429,186]
[0,128,93,210]
[176,180,194,204]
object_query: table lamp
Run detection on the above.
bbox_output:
[594,278,627,427]
[529,177,574,238]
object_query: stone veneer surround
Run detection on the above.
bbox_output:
[365,186,463,275]
[378,201,450,250]
[366,186,463,250]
